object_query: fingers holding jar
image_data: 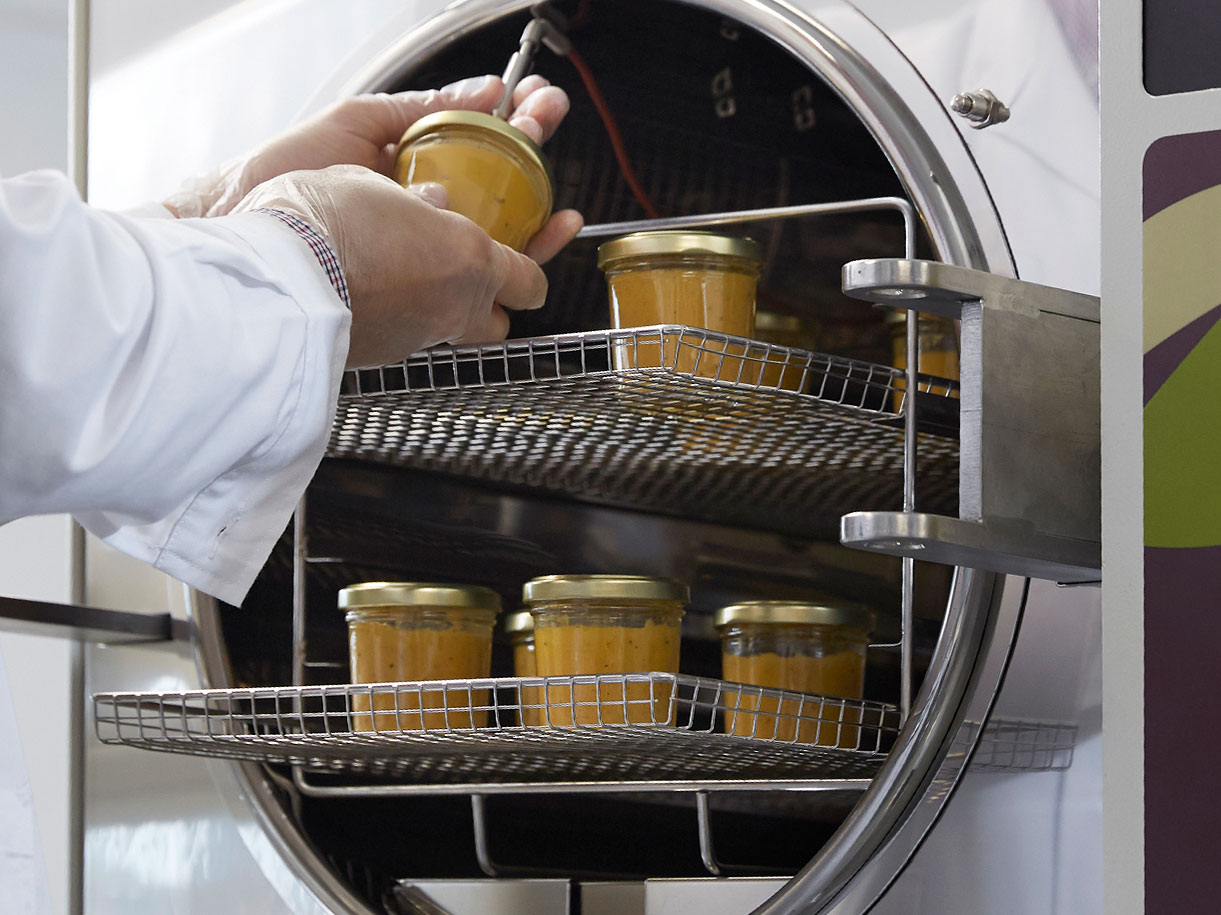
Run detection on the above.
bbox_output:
[506,73,571,145]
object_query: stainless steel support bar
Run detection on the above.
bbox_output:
[696,792,793,877]
[576,197,916,260]
[0,595,186,644]
[292,497,308,689]
[290,767,872,797]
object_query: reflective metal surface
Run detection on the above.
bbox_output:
[867,580,1102,914]
[83,635,348,915]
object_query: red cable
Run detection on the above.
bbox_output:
[565,46,661,219]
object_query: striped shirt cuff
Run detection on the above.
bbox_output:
[254,208,351,310]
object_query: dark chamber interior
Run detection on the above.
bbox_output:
[398,0,930,362]
[214,1,951,907]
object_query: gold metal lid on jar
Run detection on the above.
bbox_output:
[396,110,556,191]
[714,600,874,633]
[338,581,501,613]
[522,574,690,604]
[596,231,762,271]
[503,610,535,634]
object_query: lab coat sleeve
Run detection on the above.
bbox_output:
[0,169,351,606]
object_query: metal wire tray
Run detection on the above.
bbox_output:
[330,326,960,536]
[94,673,899,788]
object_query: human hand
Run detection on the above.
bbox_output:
[230,165,548,368]
[166,74,582,263]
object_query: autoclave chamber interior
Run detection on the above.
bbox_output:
[208,0,962,905]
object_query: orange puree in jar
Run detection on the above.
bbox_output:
[341,582,499,732]
[504,610,541,726]
[393,110,554,252]
[598,232,762,380]
[716,601,873,748]
[523,575,688,726]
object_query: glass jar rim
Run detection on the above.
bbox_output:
[714,600,874,632]
[522,574,689,604]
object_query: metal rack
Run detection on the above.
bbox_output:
[329,324,960,537]
[93,673,899,792]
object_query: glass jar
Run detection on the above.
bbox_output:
[504,610,541,726]
[716,600,873,747]
[524,574,688,726]
[393,110,554,252]
[885,309,960,411]
[342,582,500,732]
[753,311,817,393]
[597,231,762,380]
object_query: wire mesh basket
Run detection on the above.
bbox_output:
[93,673,899,787]
[330,326,959,535]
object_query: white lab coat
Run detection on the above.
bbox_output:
[0,170,350,606]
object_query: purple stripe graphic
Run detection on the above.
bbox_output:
[1143,302,1221,405]
[1145,544,1221,914]
[1144,130,1221,221]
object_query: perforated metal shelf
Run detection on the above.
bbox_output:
[329,326,959,536]
[93,673,899,792]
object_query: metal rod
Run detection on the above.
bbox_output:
[576,196,916,240]
[696,792,725,876]
[292,497,308,689]
[900,557,914,723]
[494,26,540,119]
[67,3,90,910]
[291,770,872,797]
[696,791,788,877]
[897,285,920,724]
[0,596,181,643]
[470,795,500,877]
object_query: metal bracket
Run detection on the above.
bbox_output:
[839,259,1100,583]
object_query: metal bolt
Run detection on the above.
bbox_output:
[950,89,1010,129]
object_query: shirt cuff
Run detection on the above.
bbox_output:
[252,207,350,310]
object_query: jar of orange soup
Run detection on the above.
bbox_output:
[716,600,873,747]
[393,110,554,252]
[504,610,541,726]
[885,309,960,411]
[524,575,688,726]
[754,311,817,393]
[342,582,500,732]
[597,231,762,380]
